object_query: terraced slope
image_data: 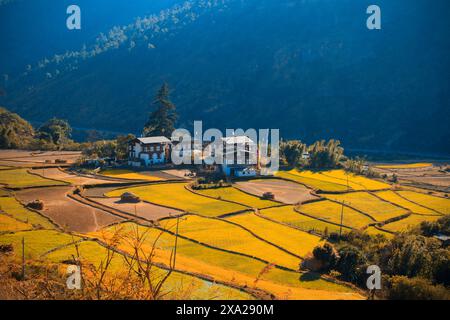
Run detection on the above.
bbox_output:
[195,186,279,208]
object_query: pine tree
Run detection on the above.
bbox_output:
[143,83,178,138]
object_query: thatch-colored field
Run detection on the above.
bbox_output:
[226,212,323,257]
[0,197,56,229]
[195,186,279,208]
[323,192,409,222]
[321,170,390,190]
[99,169,164,182]
[381,214,441,233]
[375,163,433,169]
[259,206,351,235]
[275,171,348,192]
[0,169,67,188]
[0,214,32,232]
[93,197,183,221]
[298,200,374,229]
[159,215,300,270]
[16,187,122,233]
[396,191,450,214]
[106,183,247,217]
[375,190,438,215]
[91,223,361,300]
[234,179,318,204]
[30,168,119,185]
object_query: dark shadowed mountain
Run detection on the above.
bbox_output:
[1,0,449,155]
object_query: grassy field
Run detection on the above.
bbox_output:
[99,169,163,182]
[159,215,300,270]
[298,200,374,229]
[0,189,9,197]
[375,163,433,169]
[323,192,409,222]
[90,223,360,299]
[0,169,67,188]
[106,183,247,217]
[375,190,438,215]
[381,214,441,233]
[0,197,56,229]
[364,227,394,239]
[259,206,351,235]
[275,171,349,192]
[321,170,390,190]
[195,186,279,208]
[226,212,324,257]
[0,214,32,232]
[396,191,450,214]
[0,230,80,259]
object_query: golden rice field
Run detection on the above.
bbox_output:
[159,215,300,270]
[99,169,163,182]
[0,197,56,229]
[275,170,348,192]
[90,223,360,299]
[106,183,247,217]
[375,163,433,169]
[396,191,450,215]
[321,170,391,190]
[381,214,441,233]
[323,192,409,222]
[298,200,375,229]
[226,212,324,258]
[375,190,438,215]
[0,213,32,232]
[259,206,351,235]
[0,188,9,197]
[195,186,279,208]
[364,226,394,239]
[0,168,67,188]
[0,230,80,259]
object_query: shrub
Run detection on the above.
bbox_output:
[387,276,450,300]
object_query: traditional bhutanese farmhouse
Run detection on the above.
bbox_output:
[128,136,171,167]
[221,136,258,177]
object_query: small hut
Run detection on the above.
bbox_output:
[120,192,141,203]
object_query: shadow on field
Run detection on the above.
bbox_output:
[299,272,321,282]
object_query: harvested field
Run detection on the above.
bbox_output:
[381,214,441,233]
[99,169,164,182]
[195,186,279,208]
[92,197,183,221]
[16,187,122,233]
[105,183,247,217]
[0,168,67,188]
[82,186,126,198]
[396,191,450,214]
[159,215,301,270]
[275,171,349,192]
[29,168,121,185]
[259,206,351,235]
[226,212,323,257]
[298,200,374,229]
[234,179,319,204]
[323,192,409,222]
[0,197,56,229]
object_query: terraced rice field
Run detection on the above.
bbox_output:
[99,169,164,181]
[30,168,119,185]
[298,200,374,229]
[275,171,348,192]
[381,214,441,233]
[375,163,433,169]
[226,212,324,257]
[0,169,67,188]
[321,170,390,190]
[0,230,80,259]
[195,187,279,208]
[364,227,394,239]
[396,191,450,214]
[0,214,32,232]
[375,190,438,215]
[91,223,361,299]
[323,192,409,222]
[159,215,300,270]
[0,197,56,229]
[259,206,351,235]
[106,183,247,217]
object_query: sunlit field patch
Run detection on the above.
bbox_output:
[321,170,390,190]
[99,169,163,181]
[381,214,441,233]
[259,206,351,235]
[298,200,374,229]
[106,183,247,217]
[364,226,394,239]
[0,214,32,232]
[396,191,450,215]
[323,192,408,222]
[375,191,437,215]
[226,212,323,257]
[0,169,67,188]
[0,197,56,229]
[275,171,348,192]
[159,215,300,270]
[375,163,433,169]
[195,186,278,208]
